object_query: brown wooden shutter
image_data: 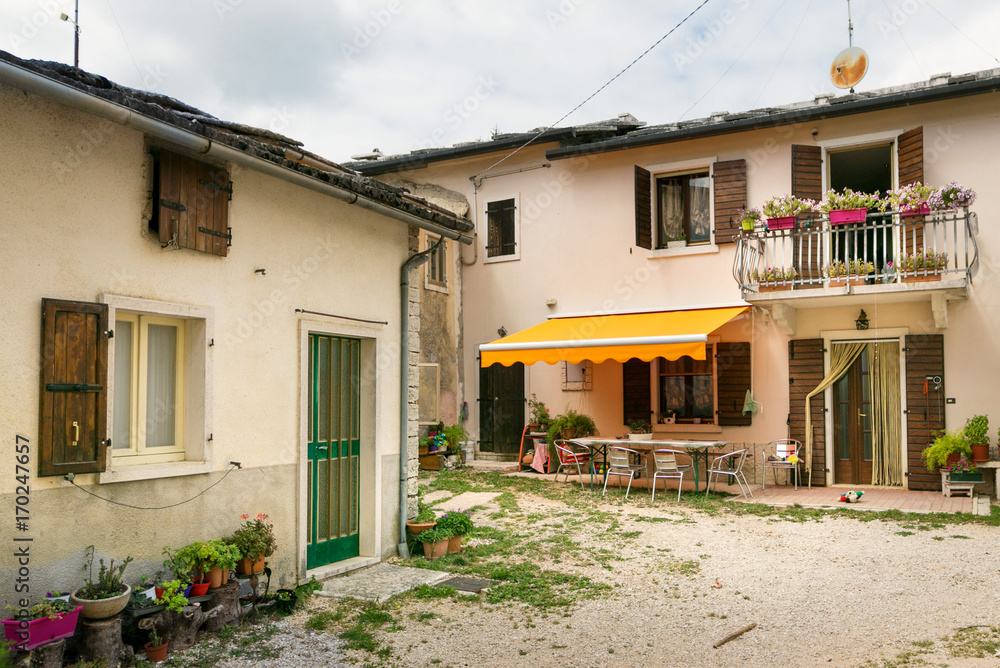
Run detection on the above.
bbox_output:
[788,339,825,486]
[157,149,231,257]
[716,342,751,426]
[712,159,747,245]
[791,145,822,201]
[634,166,652,249]
[897,127,923,186]
[622,359,651,423]
[39,299,109,476]
[904,334,945,491]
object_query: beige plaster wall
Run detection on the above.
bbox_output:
[0,82,411,599]
[378,91,1000,457]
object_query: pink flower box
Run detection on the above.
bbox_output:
[900,205,930,218]
[829,208,867,225]
[3,606,81,651]
[766,216,796,230]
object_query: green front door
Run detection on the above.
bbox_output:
[307,334,361,568]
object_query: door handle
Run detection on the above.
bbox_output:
[857,411,868,425]
[71,421,79,447]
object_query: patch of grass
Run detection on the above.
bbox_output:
[306,611,335,631]
[895,531,915,536]
[944,625,1000,658]
[410,584,456,600]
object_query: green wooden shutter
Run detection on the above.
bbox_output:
[634,166,652,249]
[788,339,825,486]
[716,342,752,426]
[712,159,747,245]
[39,299,109,476]
[622,359,651,423]
[904,334,944,491]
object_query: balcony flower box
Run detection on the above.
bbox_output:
[901,271,942,283]
[900,205,930,218]
[829,208,868,225]
[766,216,796,230]
[3,605,81,651]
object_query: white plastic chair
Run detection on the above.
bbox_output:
[602,446,645,499]
[705,448,753,500]
[553,440,592,490]
[650,449,690,502]
[761,439,801,490]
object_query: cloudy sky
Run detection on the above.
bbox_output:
[3,1,999,163]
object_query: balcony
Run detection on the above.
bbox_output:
[732,210,979,331]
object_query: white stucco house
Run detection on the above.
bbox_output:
[0,49,472,598]
[352,69,1000,494]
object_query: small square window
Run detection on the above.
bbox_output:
[656,171,710,248]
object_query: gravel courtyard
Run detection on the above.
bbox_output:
[169,469,1000,667]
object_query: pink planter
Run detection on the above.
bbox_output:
[829,208,867,225]
[900,205,930,218]
[766,216,796,230]
[3,606,81,651]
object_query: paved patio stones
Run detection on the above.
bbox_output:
[423,490,454,503]
[433,491,501,512]
[318,563,452,602]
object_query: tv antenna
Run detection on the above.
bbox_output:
[830,0,868,92]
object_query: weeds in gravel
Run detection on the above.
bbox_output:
[944,625,1000,658]
[154,620,281,667]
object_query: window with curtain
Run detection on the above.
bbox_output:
[113,313,186,463]
[657,344,715,422]
[656,171,710,248]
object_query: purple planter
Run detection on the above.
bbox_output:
[3,606,81,651]
[829,208,867,225]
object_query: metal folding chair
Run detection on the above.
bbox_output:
[553,440,592,490]
[761,439,802,490]
[602,446,645,499]
[705,448,754,500]
[650,449,690,502]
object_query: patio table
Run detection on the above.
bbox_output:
[570,437,729,492]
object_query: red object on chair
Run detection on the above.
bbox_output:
[554,441,592,489]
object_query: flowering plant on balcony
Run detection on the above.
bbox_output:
[751,267,798,283]
[899,247,948,272]
[736,207,763,231]
[886,182,934,211]
[762,195,815,219]
[928,182,976,210]
[817,188,885,212]
[824,259,875,277]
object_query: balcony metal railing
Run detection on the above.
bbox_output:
[733,209,979,296]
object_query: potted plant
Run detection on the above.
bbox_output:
[886,182,934,216]
[546,408,597,446]
[627,419,653,441]
[436,509,474,554]
[762,194,815,229]
[528,393,551,430]
[3,598,81,651]
[929,182,976,211]
[736,207,762,232]
[406,506,437,536]
[899,247,948,282]
[824,259,874,286]
[70,546,133,620]
[442,423,470,465]
[963,414,990,463]
[666,233,686,249]
[415,526,453,560]
[921,429,971,472]
[144,624,168,662]
[945,458,983,483]
[818,188,884,224]
[154,580,189,613]
[232,513,276,576]
[751,266,798,292]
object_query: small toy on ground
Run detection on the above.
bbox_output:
[839,490,864,503]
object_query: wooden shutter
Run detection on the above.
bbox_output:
[486,198,516,257]
[634,166,652,249]
[788,339,825,486]
[897,127,923,186]
[622,359,651,423]
[157,149,231,257]
[39,299,109,476]
[904,334,945,491]
[791,145,823,283]
[716,342,751,426]
[712,159,747,245]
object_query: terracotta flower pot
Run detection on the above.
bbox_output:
[970,443,989,463]
[447,535,462,554]
[145,640,168,662]
[236,557,265,576]
[422,539,449,560]
[406,521,436,536]
[207,566,224,589]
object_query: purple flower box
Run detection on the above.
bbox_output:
[829,208,867,225]
[3,606,81,651]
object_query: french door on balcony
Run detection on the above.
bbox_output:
[833,352,873,485]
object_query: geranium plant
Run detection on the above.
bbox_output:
[762,195,815,218]
[929,182,976,210]
[528,393,551,428]
[899,247,948,272]
[736,207,763,230]
[945,458,977,475]
[232,513,277,561]
[886,182,933,211]
[817,188,884,212]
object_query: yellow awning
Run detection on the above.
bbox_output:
[480,306,749,367]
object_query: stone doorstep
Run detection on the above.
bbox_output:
[317,563,452,602]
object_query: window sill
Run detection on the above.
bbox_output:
[653,424,723,435]
[99,459,213,484]
[648,244,719,259]
[483,254,520,264]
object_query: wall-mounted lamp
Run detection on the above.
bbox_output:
[497,326,507,338]
[855,309,869,330]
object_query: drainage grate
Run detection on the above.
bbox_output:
[436,576,494,593]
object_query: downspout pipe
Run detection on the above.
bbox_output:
[397,236,444,557]
[0,58,473,245]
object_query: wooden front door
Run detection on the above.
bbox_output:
[307,334,360,568]
[478,362,525,454]
[833,351,873,485]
